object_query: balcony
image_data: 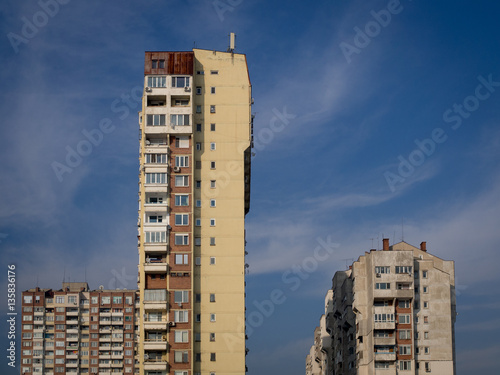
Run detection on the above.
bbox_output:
[99,345,111,351]
[143,320,168,330]
[111,362,123,368]
[144,360,168,371]
[111,354,124,359]
[374,321,396,330]
[34,311,45,316]
[100,312,112,317]
[374,337,396,346]
[144,262,168,273]
[144,242,169,254]
[144,202,168,213]
[374,352,396,361]
[66,361,79,368]
[67,328,79,334]
[144,339,168,350]
[66,310,79,316]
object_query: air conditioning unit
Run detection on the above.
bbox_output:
[145,87,152,92]
[168,321,176,327]
[173,166,181,173]
[376,273,381,278]
[184,87,191,92]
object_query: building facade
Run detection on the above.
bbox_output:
[137,46,252,375]
[20,283,139,375]
[306,240,456,375]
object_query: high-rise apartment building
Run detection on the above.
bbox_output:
[137,43,252,375]
[20,283,139,375]
[306,240,457,375]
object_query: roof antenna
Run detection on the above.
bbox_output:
[401,218,405,242]
[227,32,236,53]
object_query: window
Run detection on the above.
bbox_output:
[196,142,201,151]
[210,142,216,151]
[423,286,429,293]
[147,76,166,88]
[399,314,411,324]
[175,195,189,206]
[210,333,216,341]
[68,296,77,304]
[396,266,412,274]
[399,345,412,355]
[55,296,64,304]
[195,257,201,266]
[175,155,189,167]
[195,199,201,207]
[210,105,216,113]
[195,294,201,302]
[195,314,201,322]
[170,114,190,126]
[210,199,216,207]
[375,266,390,274]
[174,351,189,363]
[113,296,122,304]
[174,234,189,245]
[210,353,216,361]
[151,59,165,69]
[425,362,431,372]
[422,270,428,278]
[196,105,201,113]
[196,124,202,132]
[23,295,33,303]
[210,218,216,226]
[397,283,411,290]
[195,353,201,362]
[375,362,390,369]
[175,254,189,265]
[174,291,189,303]
[147,114,166,126]
[197,70,204,75]
[175,175,189,187]
[174,310,188,323]
[147,196,164,204]
[423,301,429,309]
[424,316,429,324]
[145,173,166,184]
[195,180,201,188]
[145,153,167,164]
[210,257,216,265]
[194,333,201,342]
[424,347,430,354]
[144,289,167,301]
[210,70,219,75]
[195,218,201,226]
[398,300,410,308]
[175,214,189,226]
[195,237,201,246]
[375,283,390,290]
[196,87,202,95]
[374,314,394,323]
[210,314,216,322]
[147,215,163,223]
[211,87,216,94]
[172,76,190,88]
[210,237,216,246]
[210,161,216,169]
[145,232,166,243]
[175,331,189,343]
[175,136,189,148]
[399,330,411,340]
[210,294,216,302]
[210,123,216,131]
[399,360,411,370]
[424,331,429,339]
[196,161,202,169]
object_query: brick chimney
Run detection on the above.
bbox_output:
[382,238,389,251]
[420,241,427,251]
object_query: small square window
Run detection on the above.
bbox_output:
[210,237,216,246]
[423,301,429,309]
[210,142,216,151]
[210,161,216,169]
[195,237,201,246]
[210,313,216,322]
[210,294,215,302]
[210,257,216,265]
[196,124,202,132]
[210,218,216,226]
[211,87,216,94]
[196,70,204,75]
[195,333,201,342]
[210,199,216,207]
[210,180,216,188]
[195,218,201,227]
[424,347,430,354]
[423,286,429,293]
[196,199,201,207]
[195,314,201,322]
[196,180,201,188]
[196,143,201,151]
[196,106,202,113]
[422,270,428,278]
[196,87,202,95]
[210,105,216,113]
[195,257,201,266]
[210,123,216,131]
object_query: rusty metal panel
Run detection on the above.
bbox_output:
[145,51,193,75]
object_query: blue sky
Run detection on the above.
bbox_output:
[1,0,500,373]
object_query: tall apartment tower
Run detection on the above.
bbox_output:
[20,283,139,375]
[306,240,457,375]
[137,45,252,375]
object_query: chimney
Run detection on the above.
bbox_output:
[382,238,389,251]
[420,241,427,252]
